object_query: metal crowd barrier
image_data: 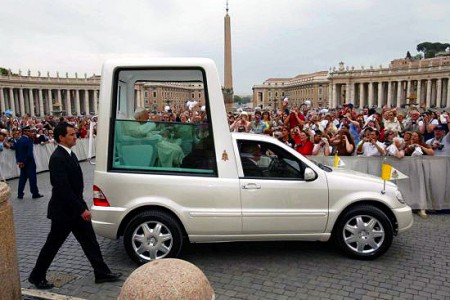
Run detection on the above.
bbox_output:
[0,139,95,180]
[310,155,450,210]
[1,141,448,210]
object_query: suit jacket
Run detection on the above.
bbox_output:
[15,135,36,167]
[47,146,88,221]
[241,156,263,177]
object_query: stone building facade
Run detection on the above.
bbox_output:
[0,70,206,117]
[329,56,450,109]
[135,82,205,112]
[253,55,450,110]
[0,71,100,117]
[252,71,329,110]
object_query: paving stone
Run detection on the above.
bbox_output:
[9,162,450,300]
[329,295,344,300]
[283,290,297,297]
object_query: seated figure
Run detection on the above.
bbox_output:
[117,107,184,168]
[122,108,157,138]
[240,142,263,177]
[155,127,185,168]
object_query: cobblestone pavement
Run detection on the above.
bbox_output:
[9,162,450,300]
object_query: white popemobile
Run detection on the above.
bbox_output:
[91,57,413,264]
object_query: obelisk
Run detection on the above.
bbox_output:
[223,1,234,113]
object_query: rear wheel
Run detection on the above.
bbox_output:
[123,211,183,264]
[333,205,393,260]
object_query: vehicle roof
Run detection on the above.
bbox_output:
[231,132,281,143]
[102,57,216,69]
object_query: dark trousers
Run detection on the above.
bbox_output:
[18,164,39,197]
[30,218,111,280]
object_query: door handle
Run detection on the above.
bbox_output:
[242,183,261,190]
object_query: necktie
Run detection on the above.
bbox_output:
[71,152,79,164]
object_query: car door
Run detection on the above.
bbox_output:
[237,139,329,234]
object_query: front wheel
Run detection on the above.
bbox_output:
[123,211,183,264]
[333,205,394,260]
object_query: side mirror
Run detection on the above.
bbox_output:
[304,167,317,182]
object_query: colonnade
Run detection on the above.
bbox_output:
[329,77,450,109]
[0,87,99,117]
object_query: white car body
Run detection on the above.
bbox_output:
[91,57,413,262]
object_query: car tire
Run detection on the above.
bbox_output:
[123,210,183,265]
[333,205,393,260]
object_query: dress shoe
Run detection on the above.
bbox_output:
[32,194,44,199]
[28,277,54,290]
[95,272,122,284]
[418,209,427,219]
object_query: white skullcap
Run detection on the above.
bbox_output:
[134,107,146,114]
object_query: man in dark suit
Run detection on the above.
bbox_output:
[240,142,263,177]
[15,126,43,199]
[28,122,121,289]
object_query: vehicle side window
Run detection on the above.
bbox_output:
[111,69,216,176]
[238,140,304,180]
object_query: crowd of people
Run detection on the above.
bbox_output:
[0,114,96,152]
[228,98,450,157]
[1,97,450,158]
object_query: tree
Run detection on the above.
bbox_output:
[234,95,251,105]
[406,51,412,59]
[0,67,9,76]
[417,42,450,59]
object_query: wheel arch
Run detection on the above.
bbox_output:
[117,205,189,240]
[332,200,398,236]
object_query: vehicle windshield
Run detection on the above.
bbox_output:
[309,159,333,172]
[110,68,217,176]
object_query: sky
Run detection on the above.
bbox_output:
[1,0,449,95]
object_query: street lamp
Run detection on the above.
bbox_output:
[273,98,278,113]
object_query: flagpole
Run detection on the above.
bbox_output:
[381,157,387,194]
